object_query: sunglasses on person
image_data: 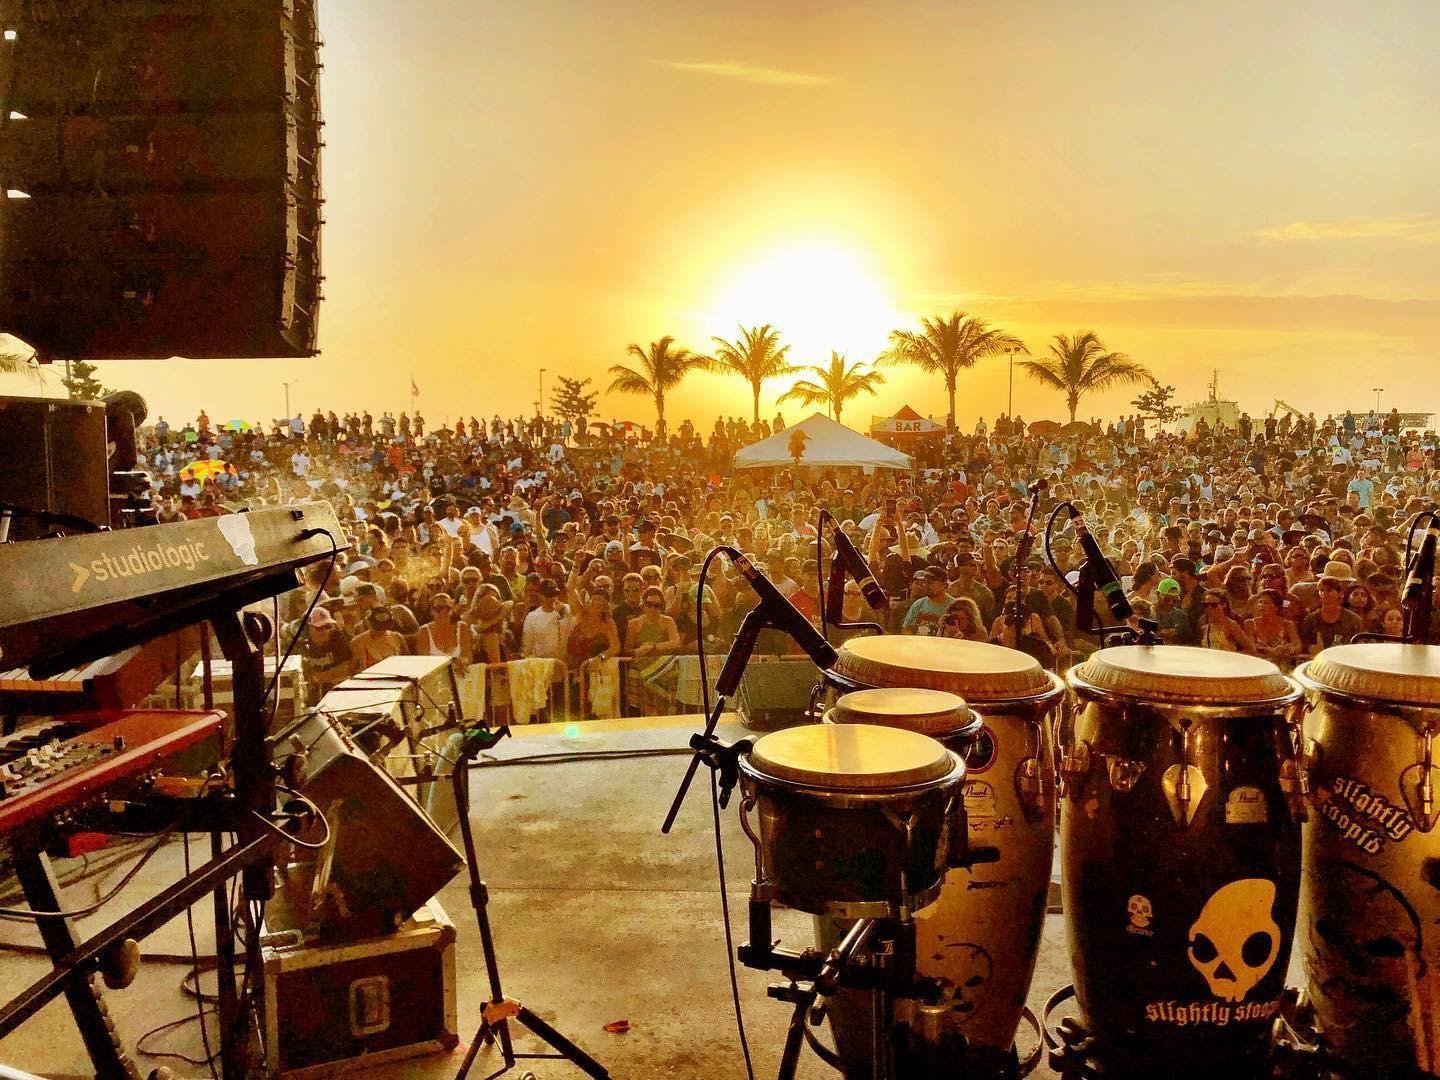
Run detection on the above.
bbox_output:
[644,600,664,609]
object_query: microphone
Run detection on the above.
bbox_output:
[727,548,839,672]
[1027,478,1049,497]
[828,521,889,612]
[1068,507,1134,624]
[1402,515,1439,643]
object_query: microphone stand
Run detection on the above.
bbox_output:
[660,607,767,834]
[817,508,884,639]
[1010,484,1045,646]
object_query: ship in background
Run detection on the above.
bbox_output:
[1176,370,1433,434]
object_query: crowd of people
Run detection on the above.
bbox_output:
[134,400,1440,716]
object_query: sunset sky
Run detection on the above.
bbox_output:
[16,0,1440,428]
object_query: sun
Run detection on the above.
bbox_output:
[703,242,900,365]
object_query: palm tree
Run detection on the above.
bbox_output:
[1017,331,1154,422]
[0,335,38,378]
[884,312,1024,430]
[607,336,706,438]
[705,323,794,423]
[777,352,885,427]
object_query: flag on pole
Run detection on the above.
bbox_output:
[410,376,420,398]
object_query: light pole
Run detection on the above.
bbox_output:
[282,379,299,418]
[537,368,546,417]
[1373,386,1384,413]
[1007,345,1023,418]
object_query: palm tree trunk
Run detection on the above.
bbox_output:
[656,390,666,439]
[946,376,957,432]
[1068,391,1078,422]
[752,384,761,425]
[835,401,842,426]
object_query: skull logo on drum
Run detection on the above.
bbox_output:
[1187,879,1281,1002]
[938,943,992,1024]
[1127,895,1153,930]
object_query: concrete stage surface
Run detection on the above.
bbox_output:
[1,716,1079,1079]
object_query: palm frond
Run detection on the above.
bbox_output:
[607,363,655,396]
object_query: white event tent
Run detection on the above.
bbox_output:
[733,413,911,472]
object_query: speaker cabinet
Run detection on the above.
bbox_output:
[0,394,109,540]
[0,1,323,360]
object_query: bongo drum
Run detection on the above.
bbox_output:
[738,723,967,919]
[1295,643,1440,1076]
[822,637,1064,1071]
[1061,646,1303,1075]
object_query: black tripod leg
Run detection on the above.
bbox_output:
[14,851,139,1080]
[516,1005,610,1079]
[776,984,817,1080]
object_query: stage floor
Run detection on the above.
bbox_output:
[0,716,1083,1079]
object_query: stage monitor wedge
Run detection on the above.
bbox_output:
[0,0,323,360]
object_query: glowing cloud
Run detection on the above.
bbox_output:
[1254,214,1440,244]
[654,59,835,87]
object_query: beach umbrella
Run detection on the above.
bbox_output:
[179,459,234,481]
[1028,420,1062,437]
[1060,420,1093,436]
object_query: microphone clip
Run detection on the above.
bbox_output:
[686,732,754,810]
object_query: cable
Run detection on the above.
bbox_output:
[136,1009,219,1067]
[712,769,755,1080]
[695,548,754,1080]
[0,818,182,921]
[182,832,220,1079]
[248,787,332,851]
[261,526,339,720]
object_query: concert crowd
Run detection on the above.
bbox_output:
[133,403,1439,715]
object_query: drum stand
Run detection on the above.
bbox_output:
[449,727,610,1080]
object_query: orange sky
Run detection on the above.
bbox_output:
[10,0,1439,428]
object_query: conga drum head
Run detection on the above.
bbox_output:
[748,723,954,790]
[1073,645,1295,705]
[829,687,975,738]
[1301,642,1440,706]
[833,636,1053,702]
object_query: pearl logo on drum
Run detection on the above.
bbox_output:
[1186,879,1281,1003]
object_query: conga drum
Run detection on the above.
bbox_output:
[1061,646,1303,1076]
[738,723,968,920]
[822,638,1064,1074]
[1294,643,1440,1076]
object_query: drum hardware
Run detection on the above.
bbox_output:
[1399,724,1440,832]
[1058,741,1092,799]
[1161,725,1205,825]
[1104,754,1148,796]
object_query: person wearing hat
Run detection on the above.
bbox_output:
[521,579,568,663]
[902,568,954,636]
[296,606,354,699]
[1152,577,1191,644]
[628,518,663,572]
[1299,573,1365,658]
[352,605,407,669]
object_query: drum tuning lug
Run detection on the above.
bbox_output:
[1014,756,1052,820]
[1162,763,1208,826]
[1278,759,1309,823]
[1400,728,1440,834]
[1058,741,1092,798]
[1102,755,1146,794]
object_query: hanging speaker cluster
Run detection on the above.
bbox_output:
[0,0,324,360]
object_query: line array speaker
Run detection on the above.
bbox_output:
[0,0,323,360]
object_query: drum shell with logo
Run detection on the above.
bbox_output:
[819,639,1064,1073]
[1061,646,1303,1074]
[1294,644,1440,1078]
[738,724,967,920]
